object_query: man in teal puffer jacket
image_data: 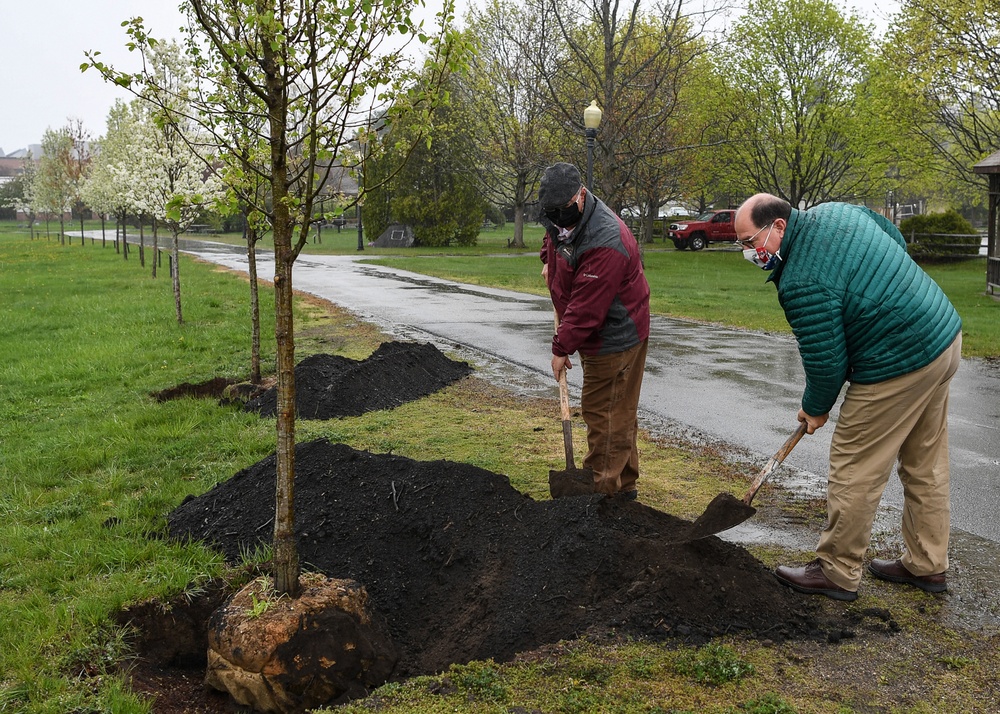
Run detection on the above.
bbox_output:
[734,193,962,601]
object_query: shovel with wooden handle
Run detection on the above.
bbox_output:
[684,422,807,540]
[548,310,595,498]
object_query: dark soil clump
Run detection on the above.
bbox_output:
[168,439,829,682]
[151,377,240,402]
[243,341,472,419]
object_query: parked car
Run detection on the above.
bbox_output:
[668,209,737,250]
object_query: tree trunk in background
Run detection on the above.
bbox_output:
[152,218,159,279]
[171,232,183,324]
[246,223,262,385]
[139,219,146,268]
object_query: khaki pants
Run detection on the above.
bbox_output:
[579,339,648,495]
[818,334,962,590]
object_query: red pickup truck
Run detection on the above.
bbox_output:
[668,209,737,250]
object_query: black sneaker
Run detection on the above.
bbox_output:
[619,489,638,501]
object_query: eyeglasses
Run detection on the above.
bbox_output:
[735,222,774,248]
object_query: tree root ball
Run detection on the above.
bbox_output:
[205,573,398,713]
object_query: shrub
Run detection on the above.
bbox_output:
[900,209,981,261]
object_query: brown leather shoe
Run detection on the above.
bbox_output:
[868,559,947,593]
[774,559,858,601]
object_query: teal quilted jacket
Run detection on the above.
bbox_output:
[766,203,961,416]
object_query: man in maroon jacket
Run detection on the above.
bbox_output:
[539,162,651,498]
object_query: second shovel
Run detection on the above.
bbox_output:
[684,422,808,540]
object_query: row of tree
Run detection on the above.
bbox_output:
[364,0,1000,246]
[5,0,994,601]
[8,0,998,253]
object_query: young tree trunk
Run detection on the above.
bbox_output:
[152,218,159,279]
[80,213,86,245]
[266,62,301,596]
[246,222,262,385]
[510,173,527,248]
[122,216,130,260]
[100,215,106,248]
[171,231,183,324]
[139,219,146,268]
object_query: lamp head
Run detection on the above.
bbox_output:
[583,100,603,130]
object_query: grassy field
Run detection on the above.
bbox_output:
[2,224,998,713]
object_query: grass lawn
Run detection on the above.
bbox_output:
[2,223,998,713]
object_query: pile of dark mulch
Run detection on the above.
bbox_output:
[168,439,833,680]
[243,341,473,419]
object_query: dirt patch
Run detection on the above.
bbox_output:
[119,440,852,712]
[118,341,853,712]
[151,377,242,402]
[244,341,472,419]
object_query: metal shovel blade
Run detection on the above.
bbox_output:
[685,492,757,540]
[548,466,595,498]
[683,422,808,541]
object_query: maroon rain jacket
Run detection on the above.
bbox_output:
[540,192,650,357]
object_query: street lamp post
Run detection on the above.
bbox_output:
[583,100,603,191]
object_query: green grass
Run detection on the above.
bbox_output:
[2,222,999,713]
[0,225,739,710]
[365,246,1000,358]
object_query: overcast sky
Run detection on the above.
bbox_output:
[0,0,899,155]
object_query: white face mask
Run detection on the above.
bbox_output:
[741,224,781,270]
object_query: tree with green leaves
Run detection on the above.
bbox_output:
[720,0,882,207]
[876,0,1000,207]
[86,0,462,596]
[372,72,487,247]
[537,0,710,212]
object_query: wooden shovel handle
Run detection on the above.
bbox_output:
[554,309,575,470]
[558,371,575,469]
[742,422,808,505]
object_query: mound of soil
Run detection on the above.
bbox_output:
[151,377,241,402]
[244,342,472,419]
[168,439,830,683]
[128,340,840,711]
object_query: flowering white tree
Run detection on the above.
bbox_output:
[84,100,148,260]
[36,127,75,244]
[140,42,225,323]
[12,155,38,239]
[110,43,224,322]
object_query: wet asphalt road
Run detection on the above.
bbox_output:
[180,239,1000,545]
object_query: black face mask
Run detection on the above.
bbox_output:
[545,202,582,228]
